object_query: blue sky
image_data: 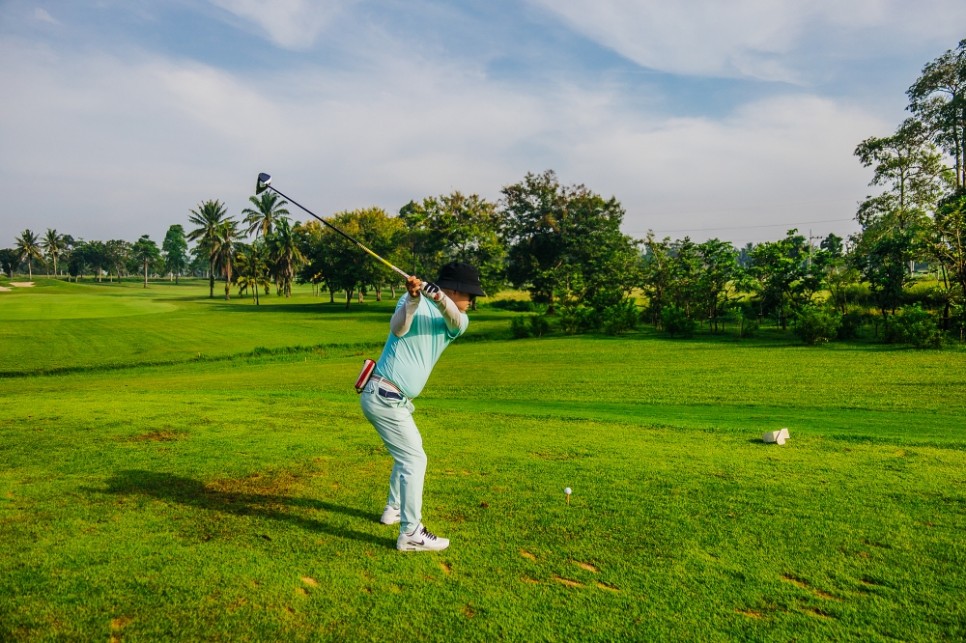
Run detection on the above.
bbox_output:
[2,1,964,249]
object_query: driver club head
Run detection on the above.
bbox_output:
[256,172,272,195]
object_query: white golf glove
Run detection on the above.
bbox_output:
[421,281,445,303]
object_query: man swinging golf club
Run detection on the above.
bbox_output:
[360,261,485,551]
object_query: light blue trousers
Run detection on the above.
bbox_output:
[360,379,425,534]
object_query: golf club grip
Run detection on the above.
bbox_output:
[269,187,410,280]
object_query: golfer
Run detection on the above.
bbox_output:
[360,261,485,551]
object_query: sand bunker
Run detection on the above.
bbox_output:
[0,286,10,292]
[10,282,35,287]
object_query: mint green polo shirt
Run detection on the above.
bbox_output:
[374,294,468,398]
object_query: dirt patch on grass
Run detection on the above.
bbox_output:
[129,429,187,442]
[207,469,306,498]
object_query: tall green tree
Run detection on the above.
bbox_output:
[105,240,131,282]
[295,220,329,299]
[265,218,304,298]
[188,199,229,298]
[500,170,638,314]
[907,38,966,190]
[69,240,108,282]
[852,230,916,316]
[162,225,189,284]
[928,191,966,331]
[0,248,17,277]
[310,208,402,308]
[854,118,950,235]
[209,218,241,300]
[640,234,674,327]
[234,241,271,304]
[131,235,161,288]
[666,237,702,319]
[696,239,742,333]
[854,118,952,301]
[42,229,66,277]
[748,230,810,329]
[15,229,43,279]
[399,191,506,296]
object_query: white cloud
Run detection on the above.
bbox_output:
[208,0,355,50]
[0,31,886,247]
[33,7,59,25]
[526,0,966,83]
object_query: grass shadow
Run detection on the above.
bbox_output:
[95,469,390,548]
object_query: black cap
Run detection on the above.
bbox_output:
[435,261,486,297]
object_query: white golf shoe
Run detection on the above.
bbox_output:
[397,523,449,552]
[379,505,401,525]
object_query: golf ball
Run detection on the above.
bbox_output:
[564,487,572,495]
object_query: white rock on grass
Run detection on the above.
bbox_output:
[762,428,790,445]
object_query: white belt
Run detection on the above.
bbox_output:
[371,375,405,399]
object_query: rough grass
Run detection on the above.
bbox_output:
[1,280,964,641]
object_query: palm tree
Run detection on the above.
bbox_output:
[15,229,43,279]
[266,219,305,297]
[187,200,228,298]
[210,218,241,300]
[242,192,291,239]
[42,229,65,277]
[234,242,271,303]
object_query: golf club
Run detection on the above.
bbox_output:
[255,172,410,280]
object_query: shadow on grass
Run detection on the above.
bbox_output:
[97,469,390,548]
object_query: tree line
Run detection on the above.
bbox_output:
[4,40,964,346]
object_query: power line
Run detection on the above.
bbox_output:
[634,217,855,235]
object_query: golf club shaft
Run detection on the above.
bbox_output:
[265,186,411,280]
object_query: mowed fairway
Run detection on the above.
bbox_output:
[1,280,964,641]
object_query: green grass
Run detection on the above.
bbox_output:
[1,280,964,640]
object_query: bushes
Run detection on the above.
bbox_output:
[512,298,641,338]
[660,305,696,338]
[730,304,759,338]
[505,293,951,348]
[883,304,943,348]
[837,310,865,340]
[793,305,841,345]
[558,304,599,335]
[510,314,551,338]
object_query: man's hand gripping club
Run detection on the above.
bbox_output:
[405,275,445,304]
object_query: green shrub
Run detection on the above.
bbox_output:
[528,314,552,337]
[793,305,841,345]
[884,304,943,349]
[837,311,865,340]
[559,304,599,335]
[661,305,695,338]
[601,299,640,336]
[510,314,552,339]
[730,304,759,338]
[510,316,531,338]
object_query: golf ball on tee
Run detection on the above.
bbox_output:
[564,487,572,495]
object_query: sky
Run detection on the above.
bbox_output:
[1,1,964,250]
